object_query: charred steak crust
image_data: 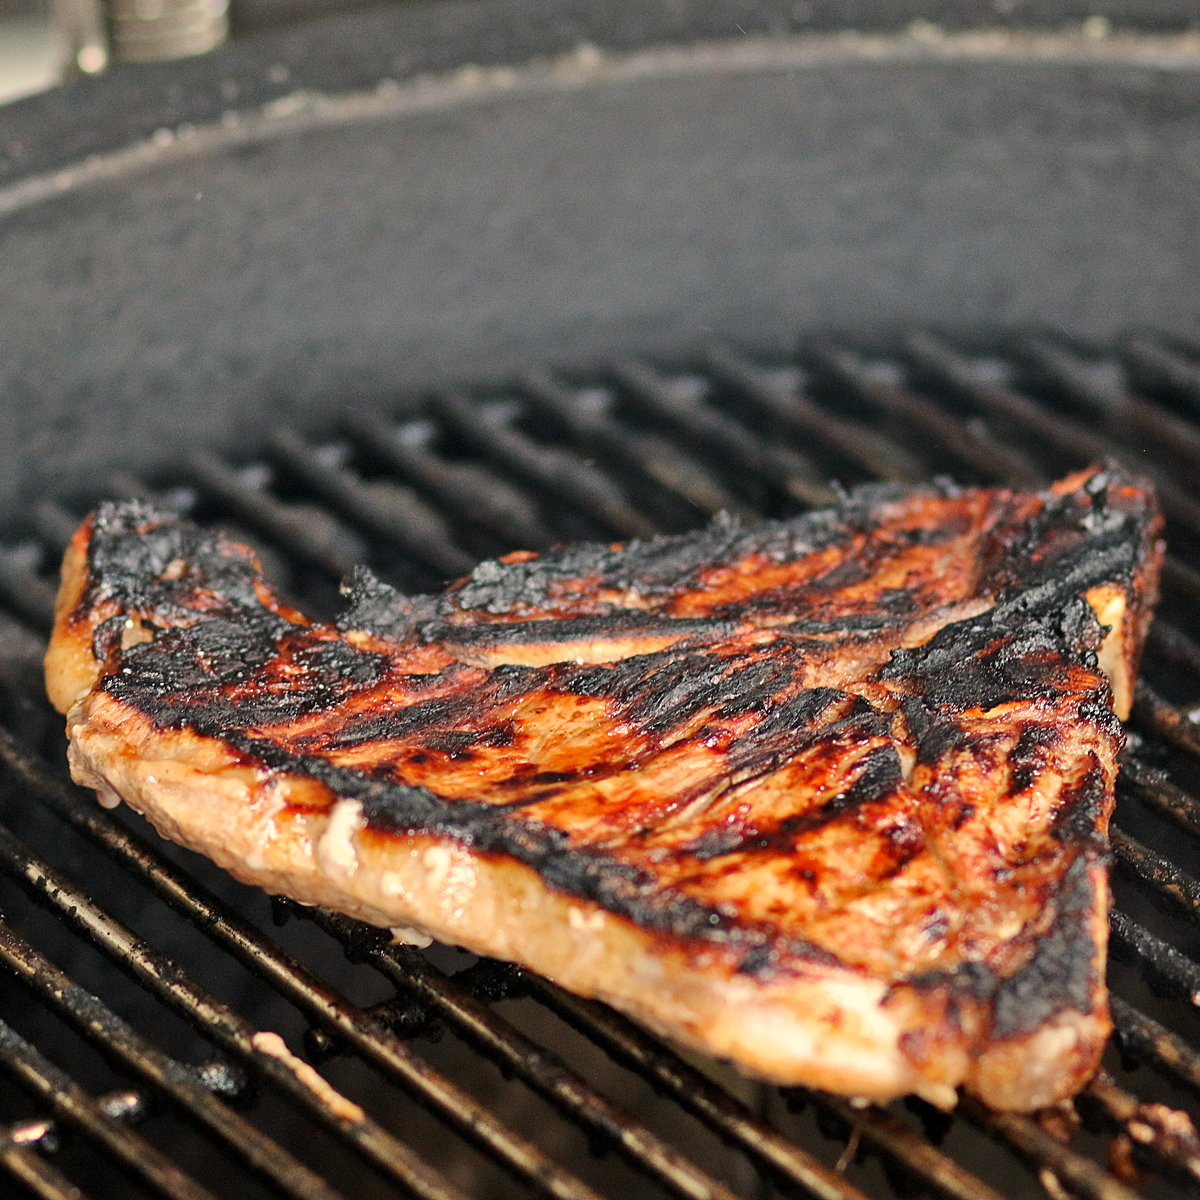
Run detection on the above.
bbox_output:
[46,467,1163,1111]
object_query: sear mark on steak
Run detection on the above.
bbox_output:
[45,466,1163,1112]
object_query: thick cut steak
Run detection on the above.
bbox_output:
[46,467,1162,1110]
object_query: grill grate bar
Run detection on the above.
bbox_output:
[612,360,838,509]
[302,907,747,1200]
[852,333,1200,578]
[0,550,56,633]
[1145,621,1200,682]
[710,338,1200,873]
[1158,556,1200,606]
[6,1087,149,1151]
[803,343,1042,487]
[1121,338,1200,414]
[397,346,1200,1196]
[519,974,895,1200]
[1110,997,1200,1096]
[1111,825,1200,927]
[185,450,362,580]
[0,814,473,1200]
[1018,338,1133,415]
[516,367,755,522]
[346,415,557,551]
[1023,337,1200,584]
[431,391,659,541]
[101,471,165,505]
[893,336,1200,608]
[312,886,1198,1200]
[33,502,83,558]
[266,428,475,579]
[7,335,1200,1200]
[803,1096,1008,1200]
[1027,339,1200,475]
[904,332,1118,468]
[958,1098,1140,1200]
[704,346,926,485]
[1081,1073,1200,1188]
[1117,758,1200,842]
[0,915,349,1200]
[901,333,1200,538]
[1109,909,1200,1009]
[2,1139,92,1200]
[1130,682,1200,763]
[5,692,1090,1200]
[0,729,608,1200]
[0,1013,218,1200]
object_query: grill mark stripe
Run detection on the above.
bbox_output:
[101,642,863,955]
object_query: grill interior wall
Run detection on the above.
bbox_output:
[2,334,1200,1199]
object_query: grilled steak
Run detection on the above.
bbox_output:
[46,466,1163,1111]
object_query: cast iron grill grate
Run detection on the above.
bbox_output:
[2,332,1200,1200]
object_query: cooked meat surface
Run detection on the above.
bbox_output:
[46,467,1163,1111]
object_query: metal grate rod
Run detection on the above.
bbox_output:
[0,729,606,1200]
[0,817,472,1200]
[1110,825,1200,926]
[10,332,1200,1199]
[1121,338,1200,415]
[305,907,749,1200]
[6,1086,149,1151]
[959,1098,1140,1200]
[1117,757,1200,842]
[1160,556,1200,606]
[33,501,82,558]
[1,1136,93,1200]
[1130,682,1200,763]
[520,973,907,1200]
[517,367,754,521]
[186,450,362,580]
[802,343,1040,487]
[1109,909,1200,1007]
[267,428,474,578]
[1081,1072,1200,1187]
[1026,338,1200,475]
[0,550,56,633]
[902,333,1200,539]
[612,360,837,509]
[905,332,1114,466]
[0,916,349,1200]
[803,1096,1008,1200]
[1144,620,1200,681]
[1110,997,1200,1096]
[704,345,926,485]
[0,1013,219,1200]
[347,415,556,550]
[431,391,659,540]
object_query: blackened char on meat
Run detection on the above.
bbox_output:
[46,465,1163,1111]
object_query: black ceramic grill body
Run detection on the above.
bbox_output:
[4,4,1200,1200]
[2,1,1200,521]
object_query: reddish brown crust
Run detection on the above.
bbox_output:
[46,469,1164,1110]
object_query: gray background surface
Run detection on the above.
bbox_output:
[1,6,1199,519]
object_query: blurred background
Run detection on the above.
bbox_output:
[4,0,1199,103]
[0,0,58,103]
[0,0,398,100]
